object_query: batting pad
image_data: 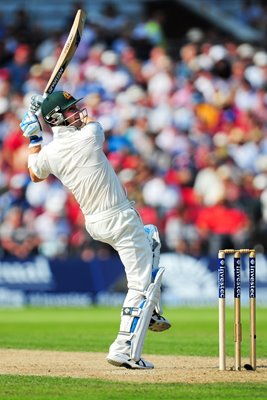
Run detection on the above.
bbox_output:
[130,267,165,361]
[144,224,162,315]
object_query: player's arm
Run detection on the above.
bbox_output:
[20,99,47,183]
[28,145,44,182]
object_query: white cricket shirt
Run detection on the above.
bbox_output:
[31,121,128,217]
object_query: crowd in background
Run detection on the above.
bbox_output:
[1,1,267,260]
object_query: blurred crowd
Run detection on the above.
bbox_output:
[235,0,267,32]
[1,2,267,260]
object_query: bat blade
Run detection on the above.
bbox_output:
[44,9,86,95]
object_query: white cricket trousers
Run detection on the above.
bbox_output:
[85,201,153,356]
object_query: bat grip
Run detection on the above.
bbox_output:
[35,93,47,117]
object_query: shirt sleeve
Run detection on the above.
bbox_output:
[30,146,51,179]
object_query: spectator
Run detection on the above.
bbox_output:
[0,205,40,259]
[195,198,250,255]
[7,44,32,93]
[92,2,129,47]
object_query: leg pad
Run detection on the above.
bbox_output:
[130,267,165,361]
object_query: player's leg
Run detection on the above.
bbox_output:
[106,208,164,368]
[107,268,164,369]
[144,224,171,332]
[85,208,169,369]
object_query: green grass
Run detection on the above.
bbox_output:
[0,307,266,357]
[0,306,266,399]
[0,375,267,400]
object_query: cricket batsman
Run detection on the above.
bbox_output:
[20,91,171,369]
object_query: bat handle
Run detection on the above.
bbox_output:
[35,93,47,117]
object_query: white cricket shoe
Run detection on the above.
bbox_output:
[107,353,154,369]
[149,312,171,332]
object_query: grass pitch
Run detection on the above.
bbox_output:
[0,375,267,400]
[0,306,266,399]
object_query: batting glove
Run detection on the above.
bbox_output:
[20,111,43,147]
[29,94,44,114]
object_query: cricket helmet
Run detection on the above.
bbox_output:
[41,91,83,126]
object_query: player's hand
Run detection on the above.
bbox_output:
[20,111,42,137]
[20,111,43,146]
[29,94,44,114]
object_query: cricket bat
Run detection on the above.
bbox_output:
[43,9,86,96]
